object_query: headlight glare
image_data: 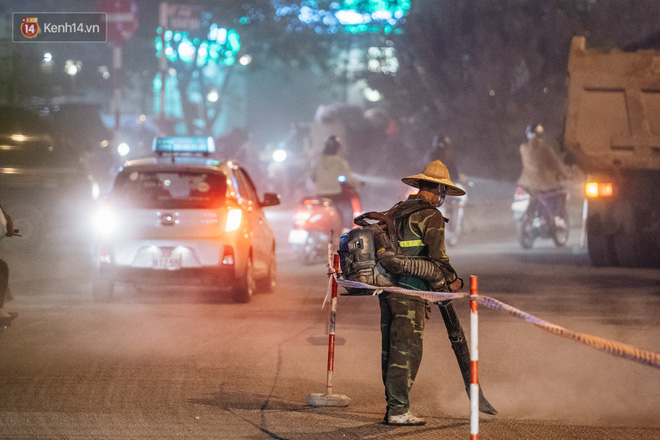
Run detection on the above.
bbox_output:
[93,205,118,235]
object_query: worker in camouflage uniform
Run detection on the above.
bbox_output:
[380,160,465,425]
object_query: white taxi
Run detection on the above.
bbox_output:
[91,137,280,303]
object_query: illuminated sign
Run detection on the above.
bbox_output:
[270,0,411,34]
[152,137,216,153]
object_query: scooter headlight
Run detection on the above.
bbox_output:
[295,210,312,223]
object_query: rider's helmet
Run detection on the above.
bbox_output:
[432,134,452,149]
[526,124,544,140]
[323,135,341,155]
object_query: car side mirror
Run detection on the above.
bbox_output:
[261,192,281,207]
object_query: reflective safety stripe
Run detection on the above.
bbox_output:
[399,239,425,247]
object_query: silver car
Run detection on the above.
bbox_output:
[91,137,280,303]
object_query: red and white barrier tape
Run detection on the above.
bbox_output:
[336,277,660,369]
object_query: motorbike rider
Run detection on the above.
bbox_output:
[425,134,460,181]
[425,134,467,245]
[516,124,570,226]
[311,135,362,231]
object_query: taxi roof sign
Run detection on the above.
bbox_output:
[152,137,215,154]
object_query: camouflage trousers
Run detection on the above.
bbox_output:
[379,293,427,416]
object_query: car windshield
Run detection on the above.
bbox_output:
[110,170,228,209]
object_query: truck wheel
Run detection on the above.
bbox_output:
[233,256,255,303]
[613,233,646,267]
[93,278,114,302]
[587,232,617,267]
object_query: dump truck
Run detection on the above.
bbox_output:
[563,36,660,267]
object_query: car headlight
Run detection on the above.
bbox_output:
[93,205,118,235]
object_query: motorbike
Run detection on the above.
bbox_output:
[444,181,470,247]
[512,186,569,249]
[288,182,362,265]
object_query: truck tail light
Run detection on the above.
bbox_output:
[585,181,613,198]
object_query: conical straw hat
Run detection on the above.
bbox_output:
[402,160,466,196]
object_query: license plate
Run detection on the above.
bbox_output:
[153,247,182,270]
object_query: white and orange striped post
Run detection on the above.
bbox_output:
[326,253,339,395]
[307,253,351,407]
[470,275,480,440]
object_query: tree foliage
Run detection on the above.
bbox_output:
[2,0,660,180]
[383,0,660,179]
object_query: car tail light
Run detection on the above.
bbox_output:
[98,247,112,264]
[585,181,613,198]
[225,208,242,232]
[222,245,234,265]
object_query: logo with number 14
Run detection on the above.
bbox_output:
[21,17,40,38]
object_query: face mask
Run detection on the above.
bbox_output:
[437,186,447,207]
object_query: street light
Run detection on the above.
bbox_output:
[364,87,381,102]
[239,54,252,66]
[41,52,53,73]
[65,60,81,76]
[207,89,219,103]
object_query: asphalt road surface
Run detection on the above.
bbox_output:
[0,198,658,439]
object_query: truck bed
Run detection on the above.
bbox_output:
[564,36,660,172]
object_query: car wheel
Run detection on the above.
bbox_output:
[258,249,277,293]
[93,278,114,302]
[234,256,255,303]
